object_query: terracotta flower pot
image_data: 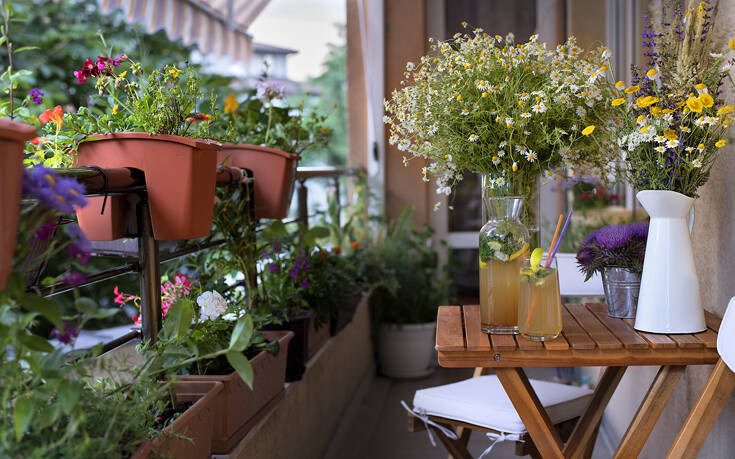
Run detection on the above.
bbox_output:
[308,310,330,359]
[177,331,293,453]
[76,133,220,240]
[133,380,223,459]
[217,144,300,219]
[0,119,36,291]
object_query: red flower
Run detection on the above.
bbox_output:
[186,113,212,123]
[39,106,63,126]
[31,137,49,145]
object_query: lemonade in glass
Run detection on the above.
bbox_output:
[518,257,562,341]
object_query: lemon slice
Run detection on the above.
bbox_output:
[530,247,544,273]
[520,268,534,276]
[508,242,529,261]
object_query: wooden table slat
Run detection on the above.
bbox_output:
[542,333,570,351]
[436,306,465,351]
[516,334,544,350]
[566,303,623,349]
[587,303,649,349]
[623,319,678,349]
[560,306,596,350]
[694,329,718,349]
[490,334,518,351]
[669,333,705,349]
[462,305,492,351]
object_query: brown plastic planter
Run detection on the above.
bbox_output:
[133,380,223,459]
[76,133,220,240]
[0,119,36,291]
[217,144,300,219]
[76,195,133,240]
[308,310,330,359]
[177,330,293,453]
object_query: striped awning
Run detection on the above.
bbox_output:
[97,0,271,63]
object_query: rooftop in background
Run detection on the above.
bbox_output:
[253,42,298,55]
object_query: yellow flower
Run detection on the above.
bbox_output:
[112,104,118,115]
[730,39,735,50]
[481,92,488,98]
[512,162,518,172]
[716,139,726,148]
[636,114,646,123]
[581,125,595,136]
[698,93,714,108]
[169,68,182,78]
[686,97,703,113]
[624,85,640,94]
[640,125,651,133]
[615,81,625,89]
[611,98,625,106]
[646,68,658,79]
[650,106,662,117]
[636,96,659,108]
[119,71,127,79]
[224,93,239,114]
[663,129,678,140]
[717,105,734,116]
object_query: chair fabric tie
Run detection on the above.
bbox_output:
[478,431,523,459]
[400,400,458,447]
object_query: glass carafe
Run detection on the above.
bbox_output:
[479,194,530,334]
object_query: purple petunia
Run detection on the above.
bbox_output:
[62,270,88,286]
[50,322,80,345]
[289,268,299,279]
[300,278,310,288]
[595,224,633,250]
[33,222,56,241]
[29,88,44,104]
[267,263,280,273]
[66,224,91,264]
[271,238,282,253]
[23,165,88,214]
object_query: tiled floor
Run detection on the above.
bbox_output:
[324,367,530,459]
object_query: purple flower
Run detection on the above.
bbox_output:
[62,271,88,286]
[271,238,282,253]
[289,268,299,279]
[23,166,88,214]
[581,229,599,247]
[55,177,88,210]
[629,221,649,240]
[576,246,596,267]
[300,278,310,288]
[33,222,56,241]
[29,88,44,104]
[66,224,91,264]
[267,263,280,273]
[595,224,633,250]
[50,322,80,345]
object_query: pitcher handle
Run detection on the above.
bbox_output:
[688,204,695,235]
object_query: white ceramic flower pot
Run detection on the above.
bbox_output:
[634,190,706,334]
[377,322,437,379]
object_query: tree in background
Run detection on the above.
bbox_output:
[303,24,347,167]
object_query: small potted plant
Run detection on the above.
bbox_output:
[209,83,333,219]
[576,221,649,318]
[42,51,221,241]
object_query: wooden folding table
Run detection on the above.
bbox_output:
[435,303,720,459]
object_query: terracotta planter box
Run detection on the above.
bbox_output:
[177,330,293,454]
[308,310,330,359]
[0,119,36,290]
[330,291,365,336]
[263,310,311,382]
[76,195,136,240]
[133,380,223,459]
[75,133,220,240]
[217,144,300,220]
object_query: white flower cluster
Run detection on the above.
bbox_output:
[197,291,228,322]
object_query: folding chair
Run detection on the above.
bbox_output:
[404,368,594,459]
[667,297,735,458]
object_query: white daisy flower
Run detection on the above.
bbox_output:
[655,136,666,143]
[532,102,547,113]
[462,109,469,115]
[468,134,478,142]
[666,139,680,149]
[497,149,505,157]
[495,177,506,186]
[544,170,554,178]
[520,112,531,118]
[655,145,666,153]
[692,159,702,168]
[525,150,537,162]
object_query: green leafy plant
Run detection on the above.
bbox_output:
[0,0,37,122]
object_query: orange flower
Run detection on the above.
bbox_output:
[39,105,63,126]
[318,250,329,259]
[187,113,212,123]
[351,241,362,250]
[331,246,342,255]
[31,137,49,145]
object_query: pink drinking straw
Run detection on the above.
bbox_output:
[546,210,573,268]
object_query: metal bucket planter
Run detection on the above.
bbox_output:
[601,266,641,319]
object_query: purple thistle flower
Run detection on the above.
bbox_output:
[267,263,280,273]
[28,88,44,104]
[581,229,599,247]
[576,246,596,267]
[595,224,634,250]
[629,221,649,240]
[33,222,56,241]
[289,268,299,279]
[62,270,88,286]
[50,322,80,344]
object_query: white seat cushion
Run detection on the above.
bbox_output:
[412,375,593,434]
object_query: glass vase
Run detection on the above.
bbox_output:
[479,191,530,334]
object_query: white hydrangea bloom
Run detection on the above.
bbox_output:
[197,291,228,322]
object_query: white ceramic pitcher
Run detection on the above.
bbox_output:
[634,190,706,334]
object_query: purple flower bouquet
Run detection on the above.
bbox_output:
[576,222,648,281]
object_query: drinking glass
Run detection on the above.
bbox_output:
[518,257,562,341]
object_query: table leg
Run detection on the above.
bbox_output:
[611,365,685,458]
[563,366,627,459]
[496,367,565,459]
[667,359,735,459]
